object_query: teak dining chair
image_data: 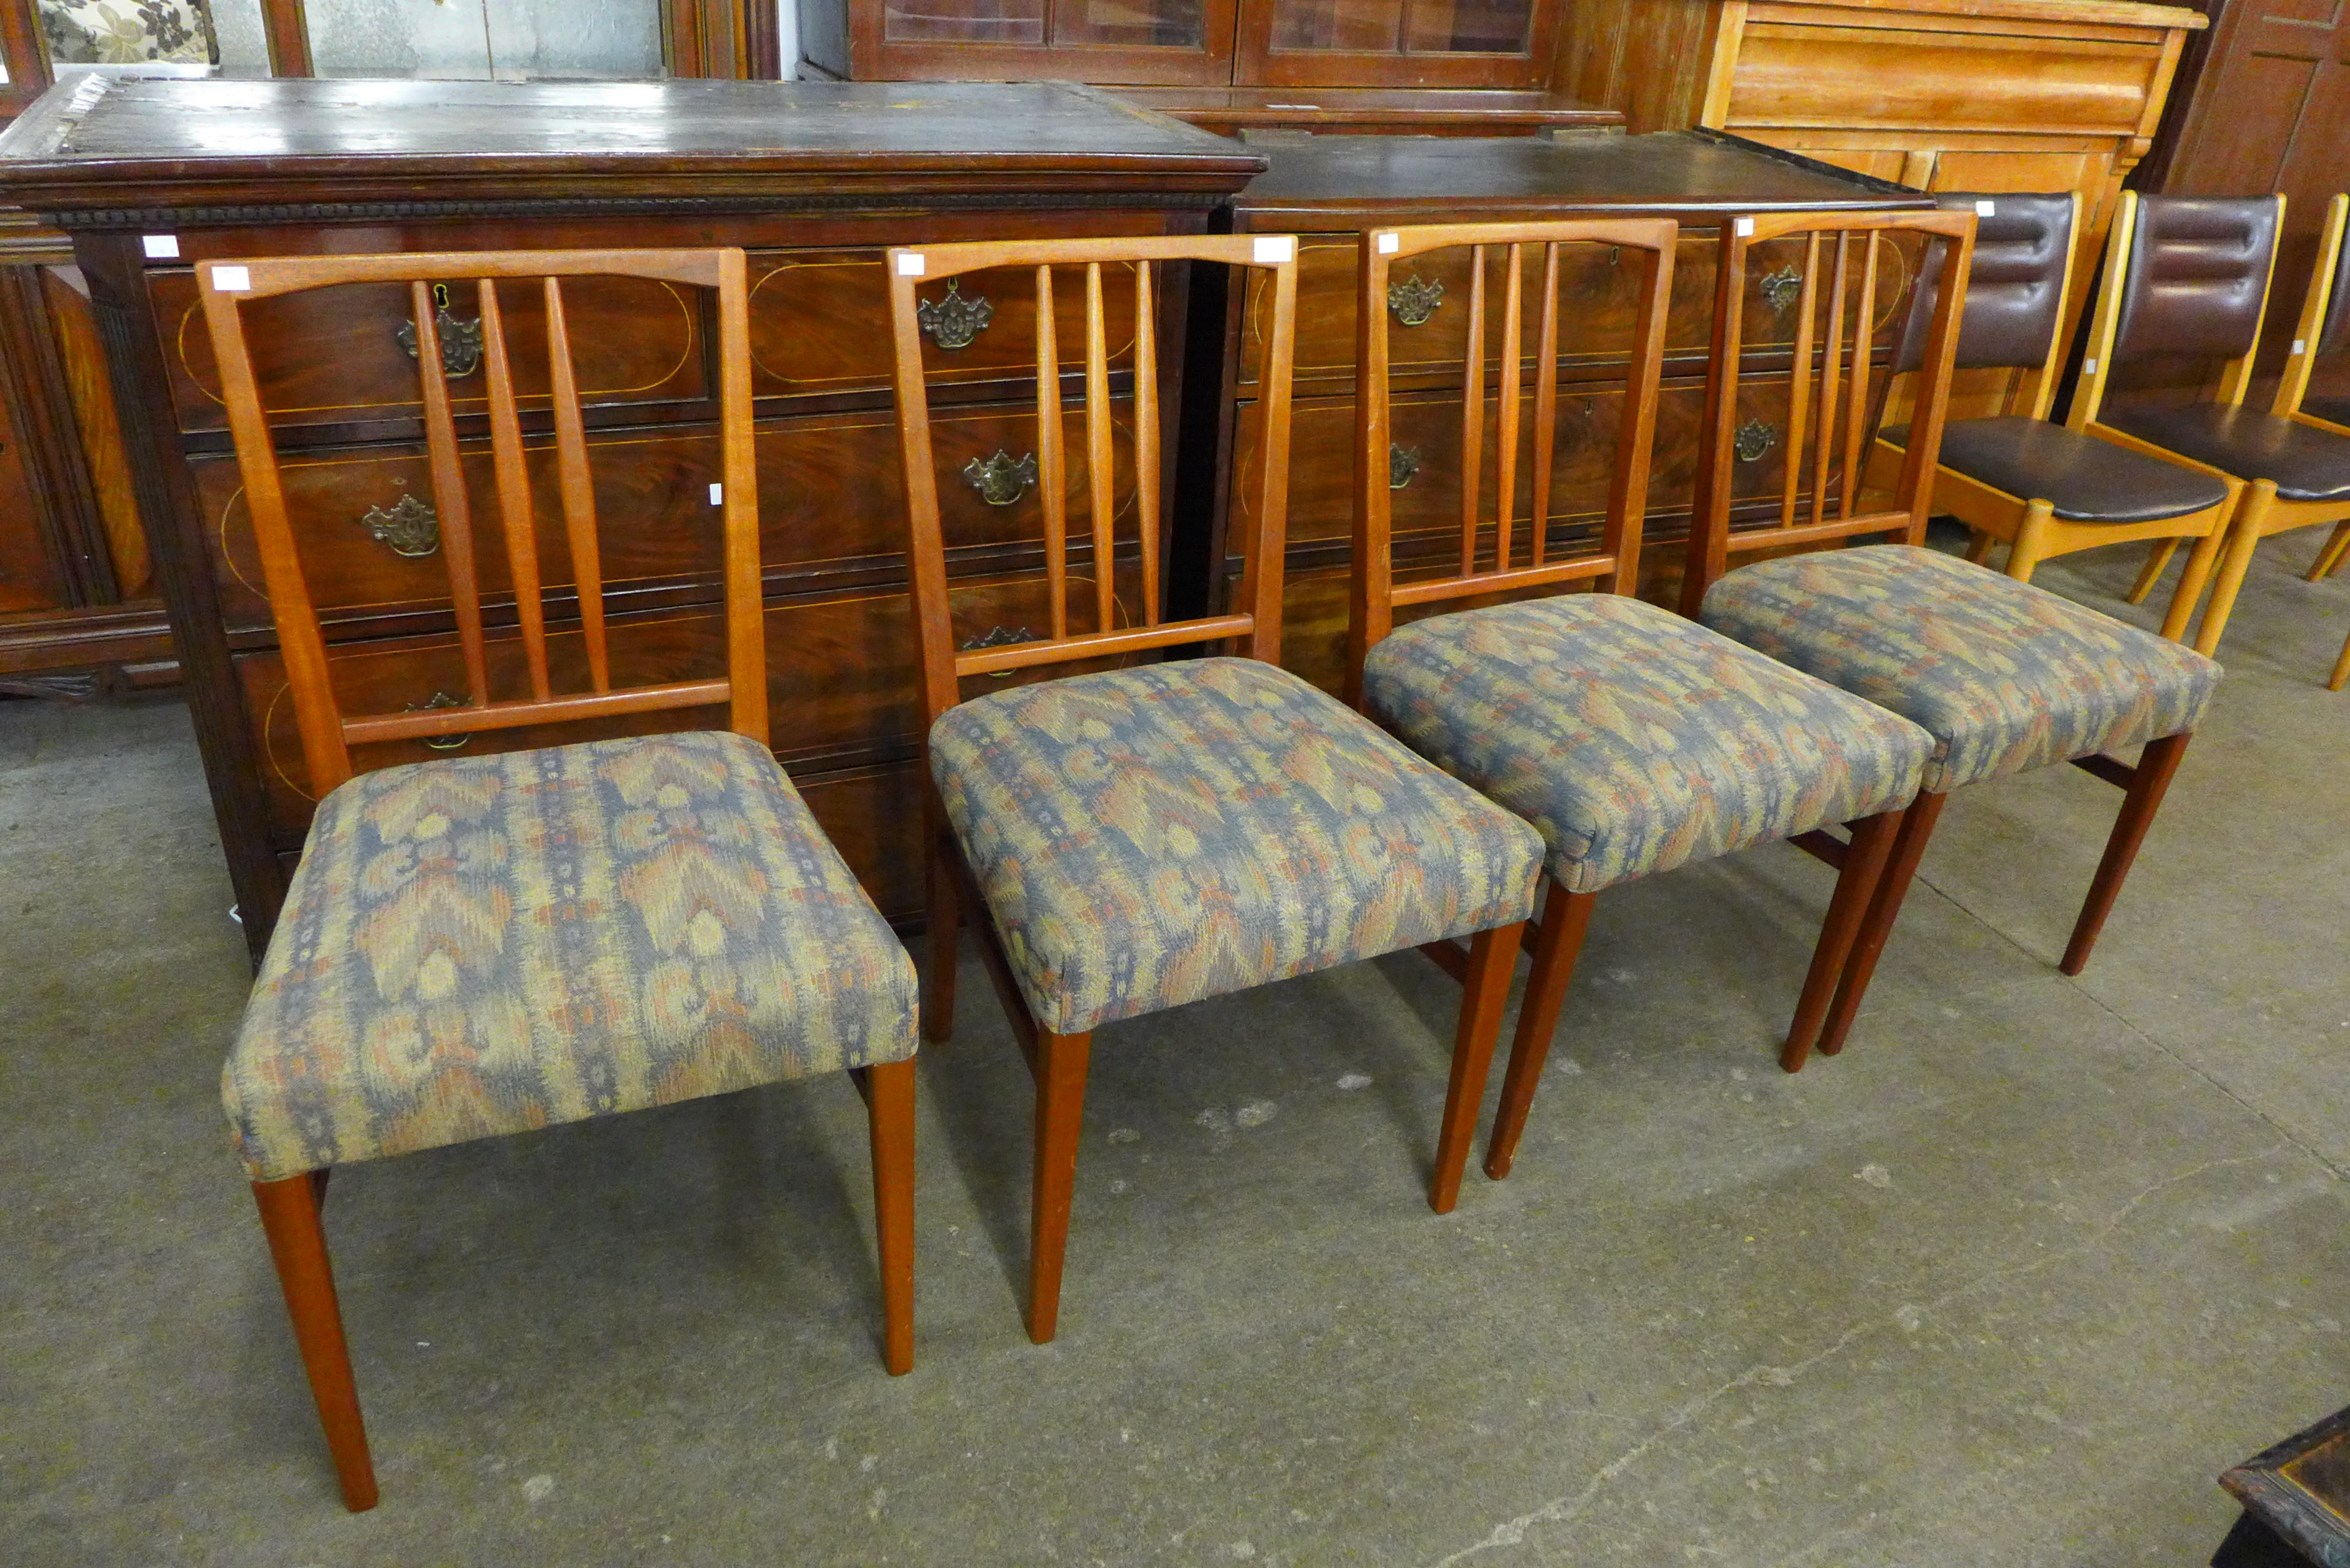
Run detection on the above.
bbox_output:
[1348,217,1931,1173]
[886,235,1542,1343]
[1688,210,2222,1065]
[2081,194,2350,675]
[1868,192,2239,638]
[199,248,919,1512]
[2268,192,2350,689]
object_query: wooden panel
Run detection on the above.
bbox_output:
[154,270,710,434]
[1776,145,1915,182]
[40,268,149,602]
[1726,24,2169,134]
[199,402,1138,635]
[0,395,65,612]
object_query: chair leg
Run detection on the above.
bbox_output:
[1027,1028,1093,1345]
[1964,529,1997,566]
[2126,538,2181,605]
[2062,732,2191,976]
[1815,791,1949,1065]
[1428,921,1524,1215]
[2158,524,2227,643]
[921,834,960,1045]
[250,1175,377,1513]
[2003,499,2054,584]
[1484,883,1597,1182]
[1781,810,1902,1073]
[2307,519,2349,581]
[2193,481,2276,658]
[864,1057,917,1376]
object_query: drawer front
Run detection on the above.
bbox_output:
[155,271,709,436]
[749,251,1141,403]
[1238,231,1901,389]
[203,401,1139,636]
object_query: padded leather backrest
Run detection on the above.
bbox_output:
[2113,195,2281,363]
[2320,215,2350,355]
[1895,192,2074,373]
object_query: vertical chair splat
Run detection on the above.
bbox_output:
[1035,265,1069,642]
[1133,260,1160,628]
[1084,263,1116,635]
[543,277,610,695]
[476,279,551,702]
[411,281,490,709]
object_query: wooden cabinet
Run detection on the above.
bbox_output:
[1210,131,1927,694]
[1553,0,2208,416]
[0,77,1260,956]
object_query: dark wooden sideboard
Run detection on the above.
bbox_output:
[1206,131,1930,693]
[0,76,1263,960]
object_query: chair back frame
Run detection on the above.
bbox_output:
[1892,192,2081,422]
[1345,217,1680,704]
[886,235,1299,729]
[2275,192,2350,433]
[1680,208,1977,618]
[198,248,763,798]
[2072,192,2285,429]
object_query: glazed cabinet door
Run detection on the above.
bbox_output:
[820,0,1242,84]
[1233,0,1559,86]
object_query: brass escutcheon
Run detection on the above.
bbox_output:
[963,450,1039,506]
[395,283,484,378]
[1389,444,1422,490]
[357,493,439,558]
[1759,266,1804,313]
[1734,419,1778,463]
[1388,273,1444,327]
[917,279,994,350]
[406,690,470,750]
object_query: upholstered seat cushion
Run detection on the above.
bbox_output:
[2104,404,2350,503]
[930,658,1542,1037]
[1701,544,2222,795]
[1882,416,2229,523]
[224,731,917,1183]
[1362,595,1932,896]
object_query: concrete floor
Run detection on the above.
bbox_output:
[4,538,2346,1567]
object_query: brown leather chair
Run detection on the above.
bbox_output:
[1872,192,2238,643]
[2268,192,2350,687]
[2080,192,2350,676]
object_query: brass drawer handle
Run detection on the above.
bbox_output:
[1760,266,1803,313]
[917,280,993,350]
[407,690,470,750]
[963,450,1039,506]
[1388,273,1443,327]
[395,284,484,378]
[357,493,439,558]
[1735,419,1778,463]
[1388,443,1421,490]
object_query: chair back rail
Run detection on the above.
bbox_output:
[197,248,762,796]
[886,235,1298,727]
[2275,193,2350,422]
[1681,209,1977,618]
[1346,217,1680,701]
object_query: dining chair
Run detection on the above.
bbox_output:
[2079,193,2350,676]
[886,234,1542,1343]
[2267,192,2350,688]
[1347,216,1932,1183]
[1685,209,2224,1067]
[199,248,919,1512]
[1869,191,2240,639]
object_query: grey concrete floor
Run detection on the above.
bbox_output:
[4,537,2346,1567]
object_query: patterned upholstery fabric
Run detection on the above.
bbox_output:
[930,658,1542,1037]
[225,732,917,1183]
[1700,544,2221,795]
[1362,595,1932,895]
[38,0,215,65]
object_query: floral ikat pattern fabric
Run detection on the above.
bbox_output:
[38,0,215,65]
[930,658,1542,1037]
[224,731,917,1183]
[1699,545,2221,795]
[1362,594,1933,895]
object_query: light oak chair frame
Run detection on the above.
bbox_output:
[1869,193,2242,642]
[200,248,915,1511]
[2270,192,2350,688]
[889,233,1528,1343]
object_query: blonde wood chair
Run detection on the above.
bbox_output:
[1347,217,1931,1177]
[887,235,1542,1343]
[1689,209,2224,1065]
[2270,193,2350,688]
[199,248,918,1511]
[2084,193,2350,678]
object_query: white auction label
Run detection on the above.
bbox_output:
[143,234,180,259]
[212,266,251,293]
[895,253,925,276]
[1376,232,1400,254]
[1253,235,1296,264]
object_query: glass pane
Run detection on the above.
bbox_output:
[1402,0,1532,53]
[307,0,495,78]
[208,0,274,74]
[1268,0,1402,53]
[1054,0,1205,49]
[484,0,664,78]
[884,0,1046,44]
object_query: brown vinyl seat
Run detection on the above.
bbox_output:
[2104,403,2350,502]
[2309,394,2350,426]
[2265,192,2350,688]
[1870,192,2239,642]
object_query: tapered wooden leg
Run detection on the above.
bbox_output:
[863,1057,917,1375]
[251,1175,377,1513]
[1781,810,1901,1073]
[2193,482,2275,657]
[2062,732,2191,976]
[1027,1028,1092,1345]
[2330,628,2350,693]
[1427,921,1524,1214]
[2307,519,2349,581]
[2003,499,2054,584]
[1964,529,1997,566]
[1484,883,1596,1182]
[921,834,960,1045]
[2126,537,2182,605]
[2158,524,2227,643]
[1816,791,1948,1065]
